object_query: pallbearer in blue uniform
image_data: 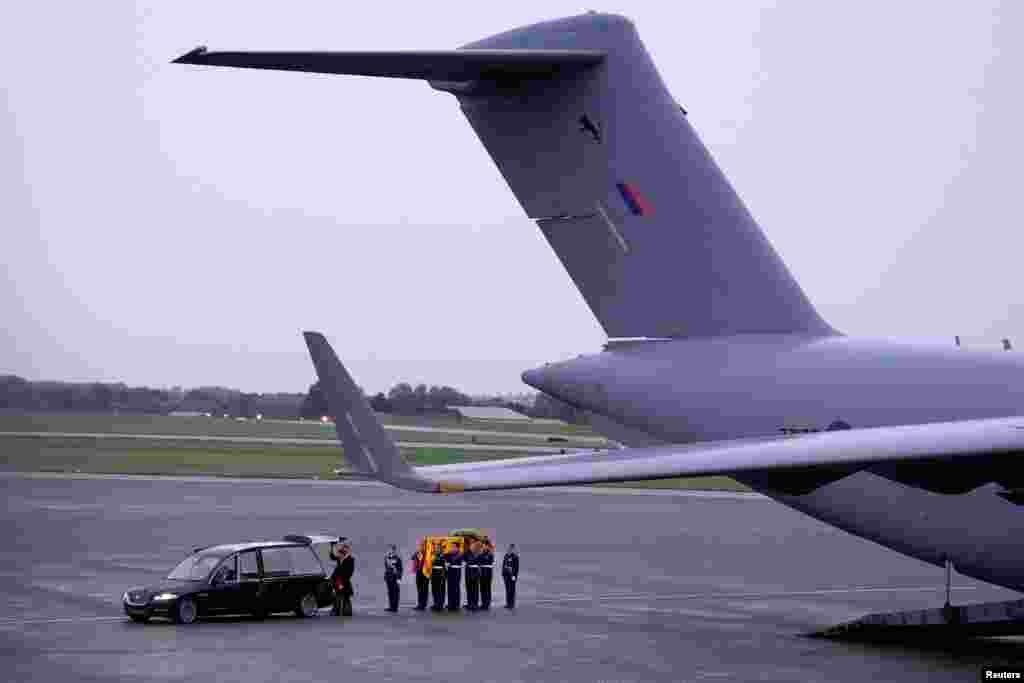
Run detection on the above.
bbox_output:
[502,544,519,609]
[430,546,446,612]
[384,545,402,612]
[464,541,481,611]
[478,544,495,610]
[411,547,428,610]
[444,542,463,612]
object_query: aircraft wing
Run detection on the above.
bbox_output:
[304,331,1024,494]
[172,47,605,82]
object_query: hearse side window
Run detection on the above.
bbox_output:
[213,555,238,583]
[167,552,223,581]
[286,546,323,576]
[239,550,260,580]
[261,547,293,578]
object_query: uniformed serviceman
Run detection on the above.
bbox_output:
[502,543,519,609]
[444,542,463,612]
[384,544,402,612]
[410,547,429,610]
[330,539,356,616]
[478,543,495,610]
[430,544,446,611]
[464,540,481,611]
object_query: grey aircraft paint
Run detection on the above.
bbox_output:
[452,15,833,340]
[523,334,1024,590]
[177,13,1024,595]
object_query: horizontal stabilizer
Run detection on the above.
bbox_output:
[302,331,1024,494]
[172,47,605,81]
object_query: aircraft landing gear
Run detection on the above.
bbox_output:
[941,557,960,626]
[811,555,1024,641]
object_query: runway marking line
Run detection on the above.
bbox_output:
[0,585,980,628]
[530,584,980,606]
[0,615,126,626]
[0,471,765,498]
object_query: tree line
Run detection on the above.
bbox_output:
[299,382,586,424]
[0,374,587,424]
[0,375,306,419]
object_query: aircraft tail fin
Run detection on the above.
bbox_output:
[177,13,834,339]
[451,14,835,339]
[302,331,437,492]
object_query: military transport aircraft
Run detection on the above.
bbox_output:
[175,13,1024,606]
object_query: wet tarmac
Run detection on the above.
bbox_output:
[2,472,1022,682]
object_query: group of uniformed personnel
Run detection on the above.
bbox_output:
[324,538,520,616]
[405,543,520,612]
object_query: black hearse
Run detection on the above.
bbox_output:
[122,535,337,624]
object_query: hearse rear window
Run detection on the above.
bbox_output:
[261,547,293,578]
[286,546,323,576]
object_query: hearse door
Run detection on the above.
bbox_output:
[237,550,264,614]
[206,554,240,614]
[287,546,331,606]
[259,547,293,611]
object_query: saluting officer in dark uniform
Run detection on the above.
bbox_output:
[384,545,402,612]
[444,542,463,612]
[502,543,519,609]
[330,539,355,616]
[478,544,495,610]
[411,547,429,610]
[464,541,481,611]
[430,545,446,611]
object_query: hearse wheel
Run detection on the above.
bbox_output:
[296,592,318,618]
[174,597,197,625]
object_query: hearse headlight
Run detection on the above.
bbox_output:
[153,593,178,601]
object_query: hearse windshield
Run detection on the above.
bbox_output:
[167,552,225,581]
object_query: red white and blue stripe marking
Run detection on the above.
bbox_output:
[616,182,653,216]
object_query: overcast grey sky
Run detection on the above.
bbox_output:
[3,2,1022,394]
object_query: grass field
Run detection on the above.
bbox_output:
[0,437,522,479]
[377,412,598,436]
[0,412,750,492]
[0,412,605,448]
[601,477,750,492]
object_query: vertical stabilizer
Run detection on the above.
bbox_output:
[451,14,834,339]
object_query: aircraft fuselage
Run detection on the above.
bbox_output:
[524,335,1024,590]
[526,335,1024,442]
